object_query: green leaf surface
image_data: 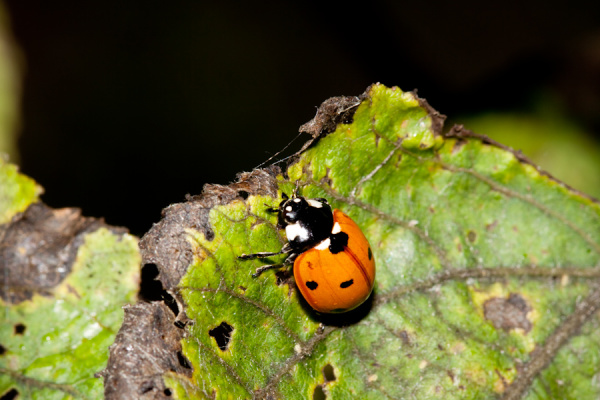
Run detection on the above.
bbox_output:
[161,84,600,399]
[0,224,140,399]
[0,156,41,224]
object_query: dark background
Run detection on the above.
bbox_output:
[5,1,600,236]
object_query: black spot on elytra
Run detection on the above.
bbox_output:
[329,232,349,254]
[209,322,234,351]
[306,281,319,290]
[1,389,19,400]
[368,247,373,260]
[340,279,354,288]
[14,324,26,335]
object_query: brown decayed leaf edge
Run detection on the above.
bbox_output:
[0,202,125,304]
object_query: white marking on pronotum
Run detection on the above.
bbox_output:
[286,223,309,241]
[331,222,341,234]
[293,198,301,203]
[314,238,331,250]
[306,199,323,208]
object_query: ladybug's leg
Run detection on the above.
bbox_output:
[238,250,285,260]
[252,263,284,278]
[239,243,293,260]
[252,251,297,278]
[264,204,279,214]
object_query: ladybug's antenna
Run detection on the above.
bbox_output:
[292,181,300,198]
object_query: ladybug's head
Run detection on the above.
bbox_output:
[277,193,331,227]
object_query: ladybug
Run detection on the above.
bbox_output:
[239,191,375,313]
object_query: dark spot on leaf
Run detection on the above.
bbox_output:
[238,285,247,292]
[368,247,373,260]
[163,388,172,396]
[312,385,326,400]
[0,345,6,356]
[329,232,349,254]
[237,190,249,200]
[467,231,476,243]
[323,364,336,382]
[398,330,410,345]
[437,344,444,351]
[306,281,319,290]
[340,279,354,288]
[486,220,498,231]
[1,388,19,400]
[209,322,234,351]
[14,324,25,335]
[484,293,532,333]
[176,351,192,370]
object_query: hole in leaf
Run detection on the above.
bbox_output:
[312,385,326,400]
[139,381,154,394]
[139,264,181,320]
[174,320,185,329]
[163,388,172,396]
[237,190,249,200]
[14,324,26,335]
[163,291,180,318]
[209,322,234,351]
[139,264,163,301]
[177,351,192,370]
[0,345,6,356]
[1,388,19,400]
[322,364,336,382]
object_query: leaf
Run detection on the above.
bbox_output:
[0,163,140,399]
[0,156,42,224]
[134,84,600,399]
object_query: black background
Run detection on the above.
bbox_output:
[5,1,600,236]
